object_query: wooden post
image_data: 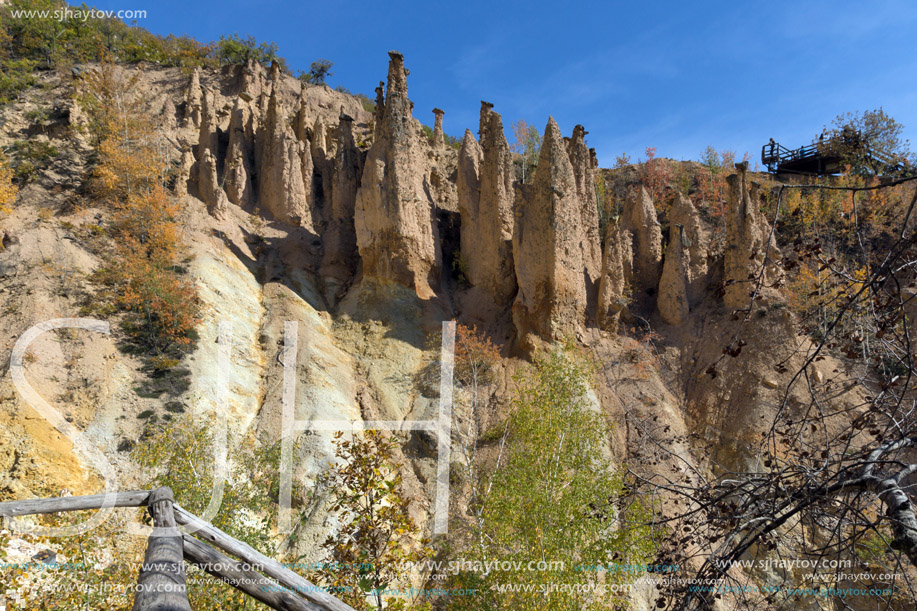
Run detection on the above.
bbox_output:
[132,487,192,611]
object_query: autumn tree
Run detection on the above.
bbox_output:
[641,146,673,216]
[692,146,736,233]
[78,62,198,354]
[826,108,914,177]
[511,119,541,184]
[0,152,17,216]
[319,431,432,610]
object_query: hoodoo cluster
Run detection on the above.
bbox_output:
[182,52,778,348]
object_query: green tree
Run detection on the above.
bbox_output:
[214,33,284,69]
[319,430,432,610]
[458,347,655,610]
[303,59,334,85]
[826,108,913,177]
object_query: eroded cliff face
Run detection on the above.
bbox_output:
[0,53,831,610]
[457,104,516,310]
[354,51,442,300]
[512,117,591,347]
[724,162,781,310]
[178,59,372,274]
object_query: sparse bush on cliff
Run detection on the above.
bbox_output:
[301,58,333,85]
[78,62,199,354]
[0,152,17,215]
[639,146,673,215]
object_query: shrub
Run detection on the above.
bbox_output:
[78,62,199,353]
[0,152,17,215]
[318,430,432,610]
[301,58,333,85]
[640,146,674,217]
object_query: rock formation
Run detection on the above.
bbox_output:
[512,117,590,345]
[658,223,690,325]
[320,112,363,302]
[174,143,195,198]
[597,222,633,331]
[257,90,312,228]
[183,67,202,128]
[724,162,778,309]
[457,104,516,306]
[669,192,708,306]
[354,51,441,299]
[224,98,254,208]
[311,116,333,214]
[237,59,263,102]
[194,89,227,214]
[456,130,482,217]
[372,81,385,139]
[196,88,218,165]
[621,186,663,304]
[293,85,311,143]
[432,108,445,148]
[567,125,602,295]
[184,57,370,234]
[198,149,228,218]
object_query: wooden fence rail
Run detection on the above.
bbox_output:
[173,505,354,611]
[0,489,355,611]
[182,534,318,611]
[0,490,151,516]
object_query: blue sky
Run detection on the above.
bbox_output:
[102,0,917,167]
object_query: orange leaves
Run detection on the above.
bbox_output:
[0,152,17,215]
[112,184,181,260]
[81,62,198,352]
[640,147,673,214]
[116,246,199,347]
[84,64,166,203]
[454,323,500,386]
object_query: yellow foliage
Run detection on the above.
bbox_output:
[79,61,198,351]
[0,152,17,215]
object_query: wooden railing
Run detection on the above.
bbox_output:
[0,488,355,611]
